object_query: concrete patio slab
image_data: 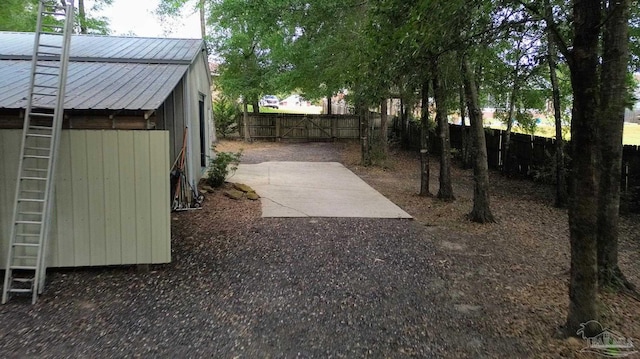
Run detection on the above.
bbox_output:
[230,161,412,218]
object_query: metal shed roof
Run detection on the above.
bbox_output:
[0,32,203,64]
[0,32,206,111]
[0,61,188,110]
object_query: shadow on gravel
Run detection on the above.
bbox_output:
[0,216,531,358]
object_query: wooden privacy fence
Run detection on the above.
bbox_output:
[242,113,360,141]
[393,119,640,211]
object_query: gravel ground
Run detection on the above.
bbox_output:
[0,139,638,358]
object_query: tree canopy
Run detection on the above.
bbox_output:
[0,0,113,35]
[158,0,640,338]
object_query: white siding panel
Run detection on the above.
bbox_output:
[0,130,171,267]
[117,131,137,264]
[53,133,74,266]
[71,132,90,266]
[134,132,152,263]
[150,132,170,263]
[0,131,20,266]
[103,131,122,264]
[87,131,106,265]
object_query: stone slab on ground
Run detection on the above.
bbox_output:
[231,161,412,218]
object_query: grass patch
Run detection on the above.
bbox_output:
[486,122,640,146]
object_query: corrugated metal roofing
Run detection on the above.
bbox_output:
[0,32,203,64]
[0,32,206,110]
[0,61,188,110]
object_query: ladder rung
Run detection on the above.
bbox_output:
[28,125,53,130]
[23,168,49,172]
[34,73,58,78]
[23,155,51,159]
[8,288,33,294]
[36,63,60,69]
[14,256,38,261]
[13,243,40,247]
[16,233,41,237]
[18,211,44,215]
[36,51,61,56]
[33,84,58,89]
[20,177,47,181]
[15,221,43,225]
[39,44,62,49]
[29,112,55,117]
[25,147,51,151]
[26,134,52,138]
[20,189,44,193]
[10,266,37,270]
[17,199,45,204]
[13,277,35,283]
[41,11,66,16]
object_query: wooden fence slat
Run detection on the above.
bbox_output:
[245,113,360,141]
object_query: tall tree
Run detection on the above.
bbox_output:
[432,58,455,200]
[78,0,87,33]
[75,0,112,35]
[563,0,601,336]
[198,0,206,39]
[380,98,389,158]
[597,0,633,291]
[520,0,636,335]
[463,56,495,223]
[420,79,431,197]
[545,17,568,207]
[459,83,471,168]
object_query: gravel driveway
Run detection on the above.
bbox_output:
[0,141,543,358]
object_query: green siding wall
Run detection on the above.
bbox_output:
[0,130,171,267]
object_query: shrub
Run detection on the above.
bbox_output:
[213,96,240,138]
[206,147,243,187]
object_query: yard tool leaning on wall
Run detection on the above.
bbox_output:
[171,128,204,211]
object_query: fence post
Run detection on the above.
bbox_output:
[498,130,503,169]
[625,161,629,193]
[332,115,337,141]
[275,116,281,142]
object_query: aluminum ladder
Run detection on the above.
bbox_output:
[2,1,74,304]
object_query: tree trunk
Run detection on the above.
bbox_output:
[502,36,525,173]
[78,0,87,34]
[252,100,260,114]
[243,100,250,142]
[327,95,332,115]
[433,59,454,201]
[360,104,372,166]
[199,0,206,39]
[502,81,518,173]
[400,97,408,149]
[459,84,471,168]
[420,80,431,196]
[597,0,634,291]
[380,98,389,158]
[547,29,568,208]
[462,57,495,223]
[564,0,601,337]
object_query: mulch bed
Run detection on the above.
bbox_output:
[0,139,637,358]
